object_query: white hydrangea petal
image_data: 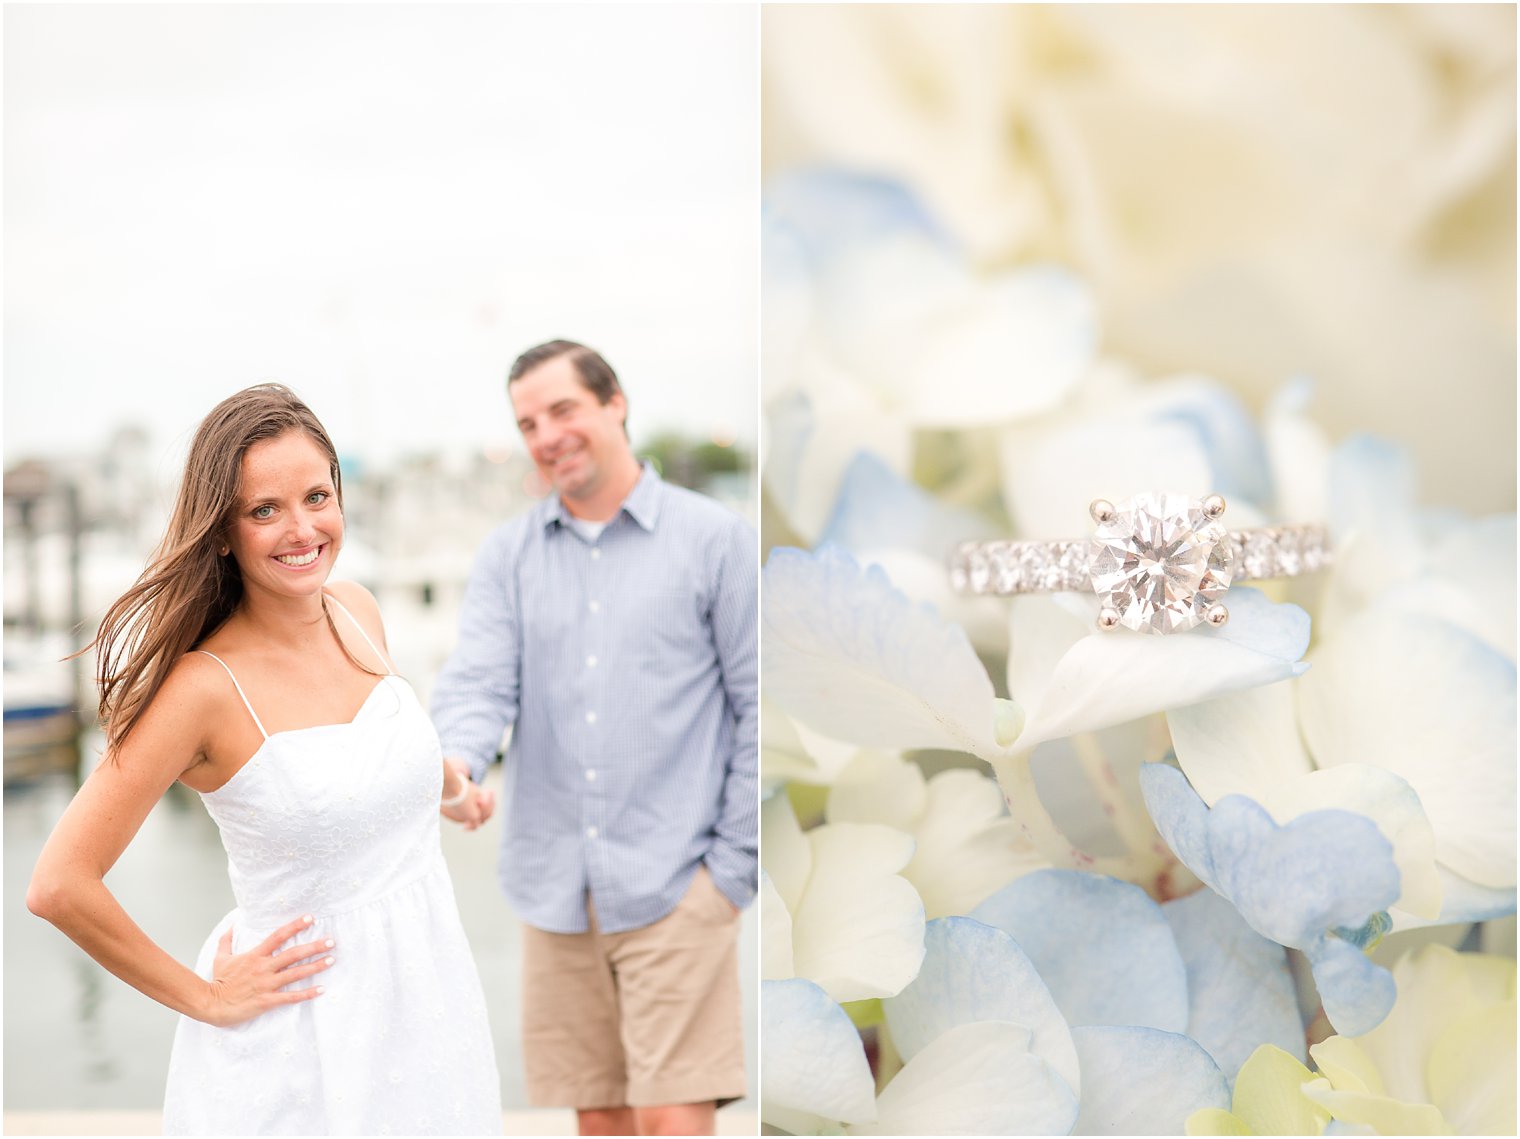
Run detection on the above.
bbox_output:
[1070,1025,1230,1135]
[761,792,812,915]
[1164,888,1306,1081]
[1264,378,1333,526]
[1259,765,1442,921]
[792,823,926,1002]
[1000,414,1214,540]
[859,1020,1080,1137]
[760,872,797,981]
[826,751,927,834]
[763,697,830,787]
[970,869,1190,1032]
[906,768,1047,919]
[857,547,1014,655]
[883,916,1080,1096]
[761,978,879,1127]
[1298,608,1517,889]
[897,266,1097,427]
[1167,680,1315,806]
[1015,587,1311,752]
[764,545,1017,760]
[1393,869,1515,930]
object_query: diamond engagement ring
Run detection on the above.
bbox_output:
[949,491,1331,635]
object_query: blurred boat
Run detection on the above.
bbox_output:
[4,633,80,784]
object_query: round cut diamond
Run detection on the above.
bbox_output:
[1087,491,1235,634]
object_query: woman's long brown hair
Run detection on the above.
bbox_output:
[83,384,372,753]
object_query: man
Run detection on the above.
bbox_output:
[431,339,757,1136]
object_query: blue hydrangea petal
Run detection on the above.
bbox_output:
[883,917,1080,1097]
[1304,935,1398,1039]
[970,869,1189,1032]
[818,450,995,560]
[1069,1025,1230,1135]
[763,168,950,269]
[760,978,878,1127]
[1164,888,1306,1081]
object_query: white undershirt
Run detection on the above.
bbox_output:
[565,515,610,543]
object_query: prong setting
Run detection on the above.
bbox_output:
[1097,607,1121,631]
[1202,494,1227,520]
[1204,603,1229,627]
[1089,499,1116,525]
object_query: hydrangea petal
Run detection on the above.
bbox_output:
[1143,764,1401,946]
[1135,376,1272,508]
[896,266,1097,427]
[1264,378,1332,527]
[1299,1080,1447,1136]
[1000,414,1214,540]
[764,545,1018,759]
[1258,765,1442,921]
[859,1020,1080,1136]
[1298,608,1517,889]
[1141,764,1400,1036]
[1164,888,1306,1080]
[970,869,1189,1031]
[763,365,913,544]
[1426,999,1517,1135]
[1228,1045,1331,1137]
[1167,680,1315,806]
[761,978,878,1127]
[763,167,948,268]
[819,449,995,562]
[904,768,1046,918]
[882,916,1080,1096]
[792,822,926,1002]
[761,792,812,915]
[1309,936,1398,1039]
[1013,587,1311,752]
[760,872,796,981]
[1070,1025,1230,1135]
[826,750,927,834]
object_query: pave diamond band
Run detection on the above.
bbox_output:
[950,524,1332,597]
[950,491,1331,635]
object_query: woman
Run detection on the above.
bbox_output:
[27,384,503,1135]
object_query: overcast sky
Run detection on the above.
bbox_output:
[4,5,758,472]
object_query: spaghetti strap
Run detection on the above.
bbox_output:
[195,650,270,740]
[325,592,395,675]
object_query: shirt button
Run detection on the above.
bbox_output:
[589,600,600,614]
[585,711,597,724]
[591,548,601,560]
[586,826,598,839]
[586,655,597,668]
[585,769,597,782]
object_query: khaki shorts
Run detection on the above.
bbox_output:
[520,865,747,1110]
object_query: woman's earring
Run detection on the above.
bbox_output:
[219,546,230,556]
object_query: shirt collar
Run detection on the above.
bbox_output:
[542,460,663,533]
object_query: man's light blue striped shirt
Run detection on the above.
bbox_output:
[430,464,758,934]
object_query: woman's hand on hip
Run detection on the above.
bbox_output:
[202,915,335,1027]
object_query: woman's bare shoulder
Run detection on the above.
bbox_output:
[325,579,389,649]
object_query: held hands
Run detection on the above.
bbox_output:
[202,915,335,1027]
[440,759,495,831]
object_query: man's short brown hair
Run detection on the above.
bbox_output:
[509,340,626,429]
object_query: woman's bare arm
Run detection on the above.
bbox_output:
[26,654,332,1026]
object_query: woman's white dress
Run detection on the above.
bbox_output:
[162,617,502,1135]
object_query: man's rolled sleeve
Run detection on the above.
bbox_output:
[703,514,759,911]
[431,525,523,784]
